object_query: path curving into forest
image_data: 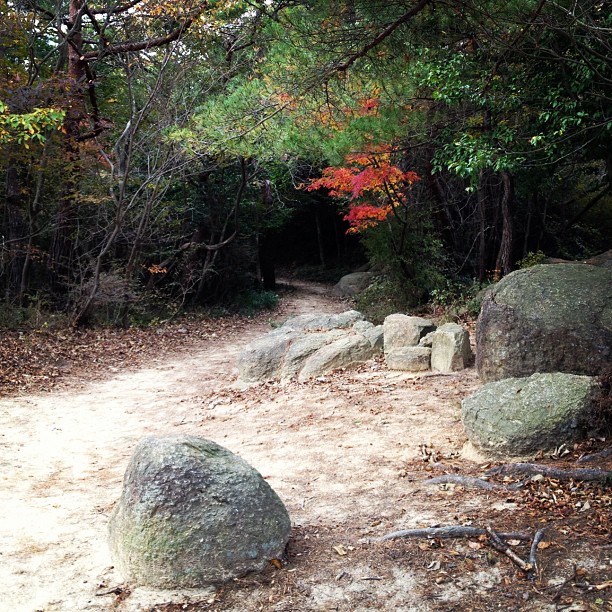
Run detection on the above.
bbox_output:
[1,279,487,611]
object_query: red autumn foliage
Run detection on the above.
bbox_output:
[305,145,419,233]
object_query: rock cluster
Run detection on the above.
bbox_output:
[464,260,610,459]
[237,311,383,382]
[383,315,472,373]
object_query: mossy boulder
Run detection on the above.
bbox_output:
[108,436,291,588]
[462,372,597,459]
[477,264,612,382]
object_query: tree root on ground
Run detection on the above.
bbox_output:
[577,446,612,463]
[378,525,545,579]
[486,462,612,485]
[424,474,522,490]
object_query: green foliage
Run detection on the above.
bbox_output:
[0,100,65,146]
[430,278,493,321]
[211,289,279,317]
[2,0,610,323]
[517,250,546,269]
[360,205,446,305]
[235,289,279,316]
[0,298,68,331]
[353,275,415,325]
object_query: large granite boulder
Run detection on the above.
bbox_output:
[237,311,382,382]
[462,373,597,459]
[298,333,373,381]
[279,310,364,332]
[332,272,375,297]
[237,328,299,382]
[108,436,291,588]
[477,264,612,382]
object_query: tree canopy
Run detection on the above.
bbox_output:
[1,0,610,323]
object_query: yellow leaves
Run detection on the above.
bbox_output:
[147,264,167,274]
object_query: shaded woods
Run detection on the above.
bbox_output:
[1,0,610,325]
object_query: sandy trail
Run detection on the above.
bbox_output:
[0,280,484,611]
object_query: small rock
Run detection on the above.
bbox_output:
[385,346,432,371]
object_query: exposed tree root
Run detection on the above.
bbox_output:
[424,475,499,490]
[378,525,545,578]
[486,462,612,484]
[577,446,612,463]
[528,528,547,581]
[424,474,522,490]
[378,526,531,542]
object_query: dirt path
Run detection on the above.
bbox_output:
[1,280,607,612]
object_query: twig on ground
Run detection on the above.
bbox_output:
[95,585,126,596]
[486,462,612,485]
[577,446,612,463]
[527,528,547,581]
[485,526,532,572]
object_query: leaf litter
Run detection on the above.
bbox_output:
[0,279,611,611]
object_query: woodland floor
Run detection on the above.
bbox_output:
[0,279,611,612]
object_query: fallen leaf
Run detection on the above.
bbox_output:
[333,545,348,556]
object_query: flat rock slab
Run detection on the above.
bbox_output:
[385,346,432,371]
[237,311,382,382]
[108,436,291,588]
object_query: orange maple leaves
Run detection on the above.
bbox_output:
[305,145,419,233]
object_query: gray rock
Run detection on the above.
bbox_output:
[331,272,375,297]
[237,310,379,382]
[108,436,291,588]
[385,346,432,371]
[282,310,364,332]
[237,328,298,382]
[280,329,346,379]
[383,314,436,351]
[352,320,384,350]
[298,334,373,381]
[431,323,472,373]
[477,264,612,382]
[461,373,597,459]
[418,331,436,347]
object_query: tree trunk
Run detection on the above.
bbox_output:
[49,0,86,291]
[495,171,514,276]
[477,170,487,283]
[3,164,25,301]
[314,201,327,267]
